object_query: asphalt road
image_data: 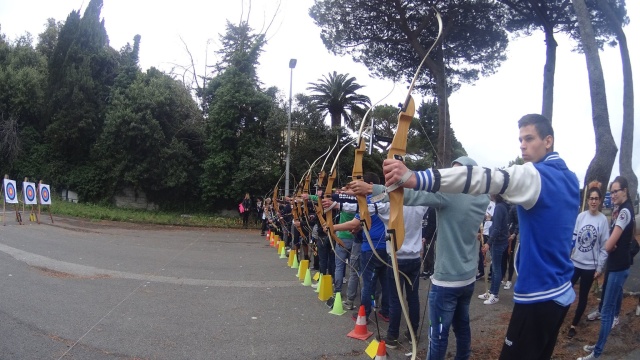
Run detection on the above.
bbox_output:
[0,216,638,360]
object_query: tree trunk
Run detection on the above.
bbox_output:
[572,0,618,193]
[434,43,452,167]
[527,0,558,122]
[596,0,637,200]
[541,29,557,122]
[330,112,341,128]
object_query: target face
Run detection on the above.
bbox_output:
[6,183,16,200]
[24,182,37,204]
[26,185,35,201]
[41,187,50,202]
[38,183,51,205]
[3,179,18,204]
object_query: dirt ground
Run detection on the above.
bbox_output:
[467,295,640,360]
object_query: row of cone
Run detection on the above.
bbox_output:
[264,230,388,359]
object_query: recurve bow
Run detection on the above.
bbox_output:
[385,10,442,360]
[322,138,357,250]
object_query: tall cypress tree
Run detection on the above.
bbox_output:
[45,0,118,187]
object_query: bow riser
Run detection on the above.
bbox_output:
[353,137,372,229]
[387,97,415,251]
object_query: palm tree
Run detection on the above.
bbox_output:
[307,71,371,129]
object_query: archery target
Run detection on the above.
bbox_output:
[3,179,18,204]
[39,183,51,205]
[23,182,37,205]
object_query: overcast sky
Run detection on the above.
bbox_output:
[1,0,639,186]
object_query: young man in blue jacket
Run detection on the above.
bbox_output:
[382,114,579,360]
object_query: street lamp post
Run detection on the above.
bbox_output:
[284,58,297,198]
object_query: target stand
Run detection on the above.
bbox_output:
[3,175,22,226]
[37,180,53,224]
[22,178,39,224]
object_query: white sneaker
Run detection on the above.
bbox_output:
[611,316,619,329]
[583,344,595,352]
[503,281,512,290]
[483,294,499,305]
[478,292,490,300]
[636,304,640,316]
[577,351,596,360]
[587,310,601,321]
[311,283,319,289]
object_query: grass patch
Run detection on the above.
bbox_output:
[48,200,256,229]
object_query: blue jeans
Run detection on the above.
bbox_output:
[334,237,353,292]
[594,269,629,356]
[346,241,362,302]
[387,257,421,339]
[490,242,508,296]
[316,234,335,278]
[360,249,389,317]
[427,283,474,360]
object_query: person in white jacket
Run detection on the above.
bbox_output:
[567,182,609,339]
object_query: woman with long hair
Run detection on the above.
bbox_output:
[567,181,609,339]
[241,193,252,229]
[579,176,635,360]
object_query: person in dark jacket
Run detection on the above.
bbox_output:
[422,206,437,278]
[241,193,252,228]
[478,194,509,305]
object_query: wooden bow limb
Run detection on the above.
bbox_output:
[322,138,357,267]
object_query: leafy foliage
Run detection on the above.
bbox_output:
[91,68,204,204]
[310,0,509,95]
[201,21,279,207]
[310,0,507,165]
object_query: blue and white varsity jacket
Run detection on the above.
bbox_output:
[413,152,579,304]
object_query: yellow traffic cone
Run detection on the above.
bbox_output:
[318,274,333,301]
[287,248,295,267]
[277,241,284,255]
[298,260,309,281]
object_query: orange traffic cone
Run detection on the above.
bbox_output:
[374,340,387,359]
[269,232,274,247]
[265,230,270,242]
[347,305,372,340]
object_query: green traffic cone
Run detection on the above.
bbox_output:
[329,292,346,315]
[302,268,312,286]
[279,246,287,259]
[291,254,299,269]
